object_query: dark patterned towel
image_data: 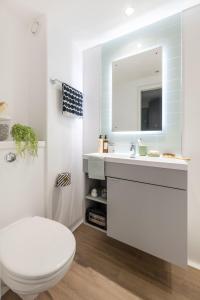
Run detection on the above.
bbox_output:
[62,83,83,117]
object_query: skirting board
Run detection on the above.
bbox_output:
[1,282,9,297]
[70,218,83,232]
[188,259,200,270]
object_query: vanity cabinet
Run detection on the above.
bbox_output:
[107,177,187,267]
[83,157,188,267]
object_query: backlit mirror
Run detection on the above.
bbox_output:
[112,47,162,132]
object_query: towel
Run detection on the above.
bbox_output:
[88,155,105,180]
[62,83,83,118]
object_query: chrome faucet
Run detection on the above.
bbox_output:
[130,142,136,158]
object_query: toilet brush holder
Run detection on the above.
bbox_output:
[56,172,71,187]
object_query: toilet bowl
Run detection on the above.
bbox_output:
[0,217,76,300]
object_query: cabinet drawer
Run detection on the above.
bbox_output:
[107,177,187,267]
[106,162,187,190]
[83,159,187,190]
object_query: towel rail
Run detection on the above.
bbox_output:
[50,78,62,85]
[50,78,83,94]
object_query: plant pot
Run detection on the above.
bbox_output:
[0,118,11,141]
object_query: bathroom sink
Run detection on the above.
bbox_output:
[84,152,132,158]
[83,153,188,170]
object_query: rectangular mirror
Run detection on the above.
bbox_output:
[112,47,162,132]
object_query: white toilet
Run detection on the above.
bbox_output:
[0,216,76,300]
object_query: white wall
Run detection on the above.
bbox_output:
[83,46,102,154]
[47,24,83,229]
[0,2,83,230]
[102,15,182,154]
[182,4,200,269]
[0,142,45,230]
[0,3,47,230]
[84,15,182,154]
[27,16,47,140]
[0,4,47,140]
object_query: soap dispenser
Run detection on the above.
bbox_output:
[130,142,136,158]
[103,135,109,153]
[98,135,104,153]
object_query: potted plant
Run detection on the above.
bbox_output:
[11,124,38,157]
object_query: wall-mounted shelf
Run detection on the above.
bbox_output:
[86,195,107,205]
[0,141,46,150]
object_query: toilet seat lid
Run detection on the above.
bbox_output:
[0,217,76,279]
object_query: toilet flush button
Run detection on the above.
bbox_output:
[5,152,16,163]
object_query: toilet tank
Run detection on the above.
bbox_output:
[0,141,45,230]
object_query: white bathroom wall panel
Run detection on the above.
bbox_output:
[0,4,47,140]
[47,25,83,229]
[0,5,29,126]
[0,2,83,231]
[0,5,47,231]
[83,46,102,154]
[28,15,47,141]
[182,4,200,269]
[0,142,45,230]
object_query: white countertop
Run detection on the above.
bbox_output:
[83,153,188,171]
[0,141,46,150]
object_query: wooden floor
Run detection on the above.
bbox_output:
[3,224,200,300]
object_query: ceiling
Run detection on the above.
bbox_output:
[2,0,200,48]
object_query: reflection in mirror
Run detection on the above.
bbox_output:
[112,47,162,132]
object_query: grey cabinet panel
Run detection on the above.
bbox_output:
[83,159,187,190]
[106,162,187,190]
[107,178,187,267]
[83,159,88,173]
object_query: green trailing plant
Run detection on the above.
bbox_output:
[11,124,38,157]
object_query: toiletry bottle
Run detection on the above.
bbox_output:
[138,138,148,156]
[108,142,115,153]
[103,135,109,153]
[98,135,104,153]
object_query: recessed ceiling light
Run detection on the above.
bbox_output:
[125,7,135,17]
[137,43,142,48]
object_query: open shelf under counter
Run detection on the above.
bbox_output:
[85,194,107,205]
